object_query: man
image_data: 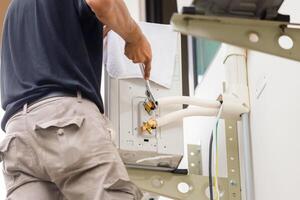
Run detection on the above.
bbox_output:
[0,0,151,199]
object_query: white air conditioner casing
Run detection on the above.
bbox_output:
[104,38,184,171]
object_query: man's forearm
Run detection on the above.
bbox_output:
[86,0,142,43]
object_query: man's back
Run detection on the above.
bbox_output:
[1,0,104,130]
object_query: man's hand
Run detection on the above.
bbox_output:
[125,33,152,80]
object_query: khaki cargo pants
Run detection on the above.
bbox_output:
[0,95,143,200]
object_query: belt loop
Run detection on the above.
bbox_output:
[22,103,28,115]
[77,91,82,103]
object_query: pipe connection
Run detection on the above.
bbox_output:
[141,118,158,134]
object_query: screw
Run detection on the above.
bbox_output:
[230,180,237,187]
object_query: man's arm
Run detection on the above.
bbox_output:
[86,0,152,80]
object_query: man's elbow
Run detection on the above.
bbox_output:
[85,0,115,16]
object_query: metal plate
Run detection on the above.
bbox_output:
[128,119,242,200]
[187,144,202,175]
[171,14,300,62]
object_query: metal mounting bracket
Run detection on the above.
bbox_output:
[128,119,241,200]
[128,168,229,200]
[188,144,202,175]
[225,119,242,200]
[171,14,300,62]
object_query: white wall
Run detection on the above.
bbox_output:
[247,1,300,200]
[248,52,300,200]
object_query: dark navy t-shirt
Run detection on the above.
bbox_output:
[1,0,104,130]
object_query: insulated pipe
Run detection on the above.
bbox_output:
[223,46,249,107]
[157,96,221,108]
[146,100,248,131]
[136,155,174,164]
[156,107,219,128]
[241,114,255,200]
[221,98,249,118]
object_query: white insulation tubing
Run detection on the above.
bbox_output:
[136,155,174,164]
[222,101,249,117]
[156,107,219,128]
[157,96,221,108]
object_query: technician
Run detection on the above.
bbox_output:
[0,0,151,199]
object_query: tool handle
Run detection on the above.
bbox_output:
[139,64,151,89]
[139,64,145,77]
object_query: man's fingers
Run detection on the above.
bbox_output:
[144,61,151,80]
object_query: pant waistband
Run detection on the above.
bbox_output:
[5,91,84,131]
[22,91,82,115]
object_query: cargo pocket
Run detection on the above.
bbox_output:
[34,116,86,174]
[0,134,17,189]
[0,134,16,163]
[104,178,143,200]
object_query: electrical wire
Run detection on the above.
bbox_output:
[214,120,220,200]
[208,104,223,200]
[208,132,214,200]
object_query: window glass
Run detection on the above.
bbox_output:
[193,37,221,84]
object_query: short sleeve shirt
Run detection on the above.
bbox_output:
[1,0,104,130]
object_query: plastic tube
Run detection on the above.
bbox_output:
[136,155,174,164]
[156,107,219,128]
[241,114,255,200]
[157,96,221,108]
